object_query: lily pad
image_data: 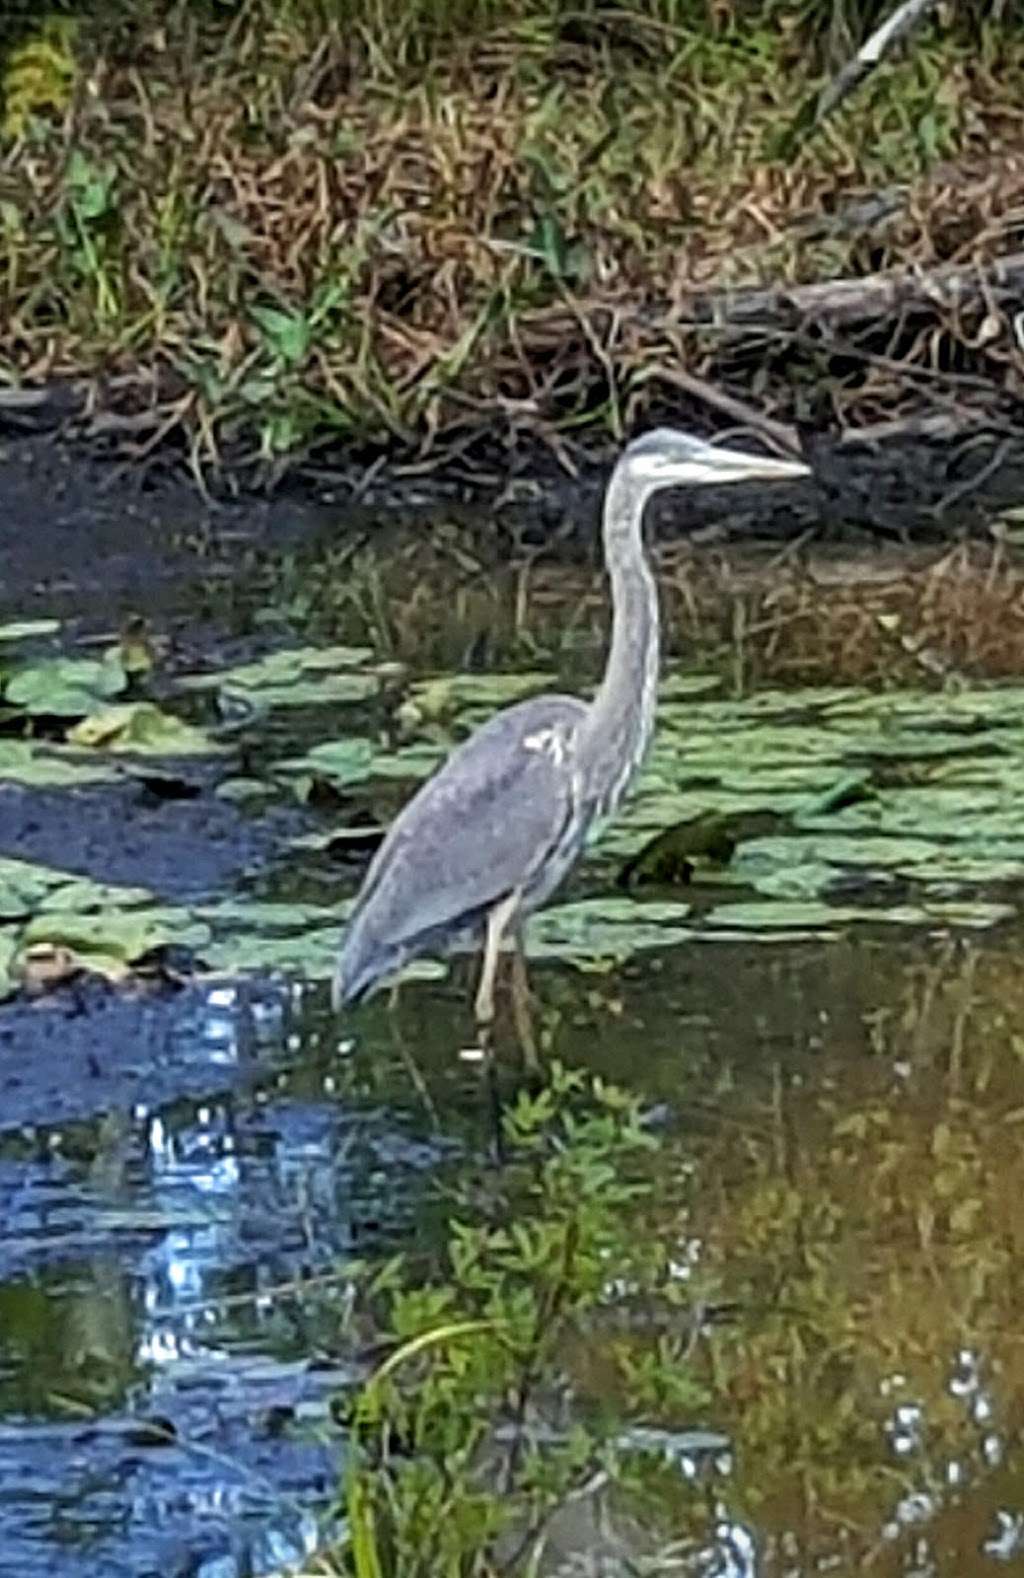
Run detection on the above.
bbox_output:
[289,825,384,856]
[701,900,848,933]
[657,673,723,700]
[0,619,60,643]
[364,741,449,780]
[178,645,377,710]
[0,857,162,943]
[273,737,376,787]
[4,654,127,717]
[197,898,355,931]
[0,857,143,921]
[200,925,346,977]
[41,878,156,913]
[0,934,16,999]
[701,897,1013,936]
[526,898,693,969]
[405,672,556,720]
[215,777,278,805]
[195,896,356,978]
[67,702,223,756]
[0,741,119,788]
[22,907,211,974]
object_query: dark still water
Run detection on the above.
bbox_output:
[3,501,1024,1576]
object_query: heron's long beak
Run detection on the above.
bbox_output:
[697,442,811,484]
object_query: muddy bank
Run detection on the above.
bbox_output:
[3,5,1023,501]
[0,433,341,621]
[3,424,1024,622]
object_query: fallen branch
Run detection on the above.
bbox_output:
[672,250,1024,331]
[837,412,1015,447]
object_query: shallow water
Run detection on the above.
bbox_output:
[3,503,1024,1575]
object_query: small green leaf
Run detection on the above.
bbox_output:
[250,304,312,365]
[0,619,60,643]
[67,702,222,755]
[5,654,127,717]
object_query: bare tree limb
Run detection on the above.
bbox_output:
[673,250,1024,331]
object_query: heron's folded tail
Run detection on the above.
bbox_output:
[331,931,395,1012]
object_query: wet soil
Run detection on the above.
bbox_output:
[5,421,1024,628]
[0,434,331,622]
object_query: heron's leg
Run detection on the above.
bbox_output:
[474,891,520,1029]
[509,929,539,1072]
[473,894,519,1168]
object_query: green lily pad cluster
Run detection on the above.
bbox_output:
[0,853,749,1002]
[0,857,357,999]
[267,671,1024,940]
[4,626,1024,1002]
[177,644,379,710]
[0,625,223,778]
[0,856,207,998]
[590,682,1024,915]
[4,653,129,717]
[0,740,119,789]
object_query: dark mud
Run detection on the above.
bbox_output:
[0,434,332,623]
[4,420,1024,628]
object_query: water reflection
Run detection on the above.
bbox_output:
[6,890,1024,1575]
[663,938,1024,1578]
[0,975,454,1575]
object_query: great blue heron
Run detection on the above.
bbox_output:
[333,428,810,1046]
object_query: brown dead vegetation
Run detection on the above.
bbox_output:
[0,6,1023,483]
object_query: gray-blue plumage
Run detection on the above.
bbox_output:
[333,428,810,1017]
[335,694,588,1004]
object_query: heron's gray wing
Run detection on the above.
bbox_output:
[342,694,586,981]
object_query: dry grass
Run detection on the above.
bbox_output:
[1,2,1023,480]
[659,536,1024,685]
[277,520,1024,686]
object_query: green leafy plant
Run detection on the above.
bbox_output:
[58,148,121,320]
[332,1065,707,1577]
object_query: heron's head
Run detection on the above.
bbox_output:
[622,427,811,492]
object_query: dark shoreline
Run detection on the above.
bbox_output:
[2,413,1024,619]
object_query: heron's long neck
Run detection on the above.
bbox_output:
[580,471,659,811]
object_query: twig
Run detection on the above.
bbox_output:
[645,364,801,455]
[838,412,1012,446]
[931,436,1015,517]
